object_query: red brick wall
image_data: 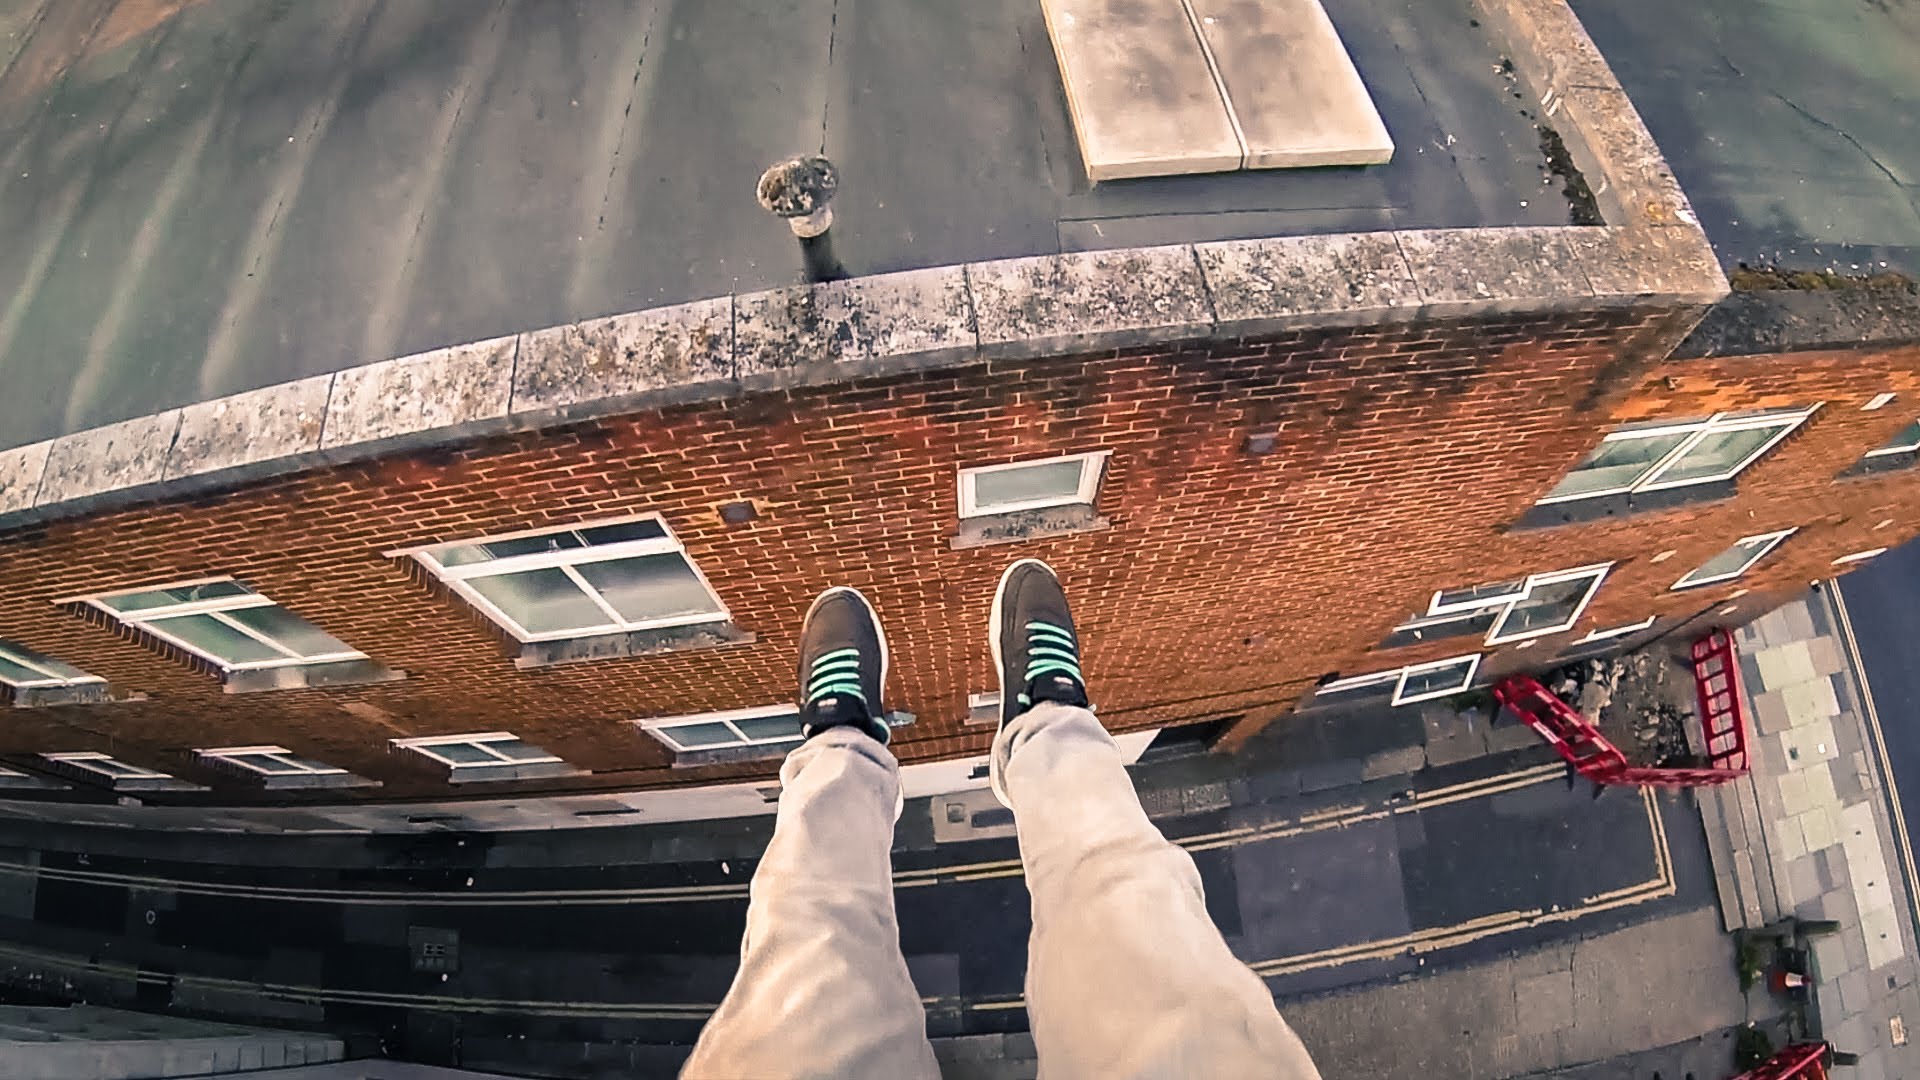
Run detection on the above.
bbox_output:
[11,307,1908,804]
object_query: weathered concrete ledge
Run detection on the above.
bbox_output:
[1672,287,1920,359]
[0,0,1725,533]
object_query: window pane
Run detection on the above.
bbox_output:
[1495,577,1596,637]
[222,605,356,659]
[71,757,147,777]
[225,752,302,774]
[574,554,721,624]
[0,654,47,685]
[1544,432,1690,499]
[483,737,553,762]
[1678,535,1781,585]
[662,722,737,748]
[148,613,286,665]
[466,568,610,636]
[436,529,583,567]
[973,460,1087,510]
[1876,420,1920,452]
[425,741,505,765]
[578,520,668,546]
[1399,662,1472,700]
[1432,580,1524,611]
[1653,427,1782,485]
[103,580,253,612]
[0,641,92,683]
[733,713,804,742]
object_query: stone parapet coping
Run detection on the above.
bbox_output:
[0,0,1725,532]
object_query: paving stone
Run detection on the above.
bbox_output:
[1863,904,1905,971]
[1781,722,1841,769]
[1754,642,1818,690]
[1773,814,1809,863]
[1514,969,1574,1037]
[1778,771,1814,818]
[1808,636,1846,677]
[1840,969,1877,1015]
[1780,679,1842,727]
[1749,689,1793,736]
[1787,854,1824,907]
[1361,744,1427,781]
[1802,761,1839,809]
[1800,806,1843,852]
[1420,705,1491,767]
[1814,929,1857,977]
[1485,721,1544,755]
[1781,603,1817,641]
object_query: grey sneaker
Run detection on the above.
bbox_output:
[797,587,890,745]
[989,557,1091,718]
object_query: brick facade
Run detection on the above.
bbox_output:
[3,304,1912,804]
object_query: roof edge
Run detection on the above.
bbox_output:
[0,0,1724,533]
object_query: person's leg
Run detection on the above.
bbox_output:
[988,561,1320,1080]
[683,588,937,1080]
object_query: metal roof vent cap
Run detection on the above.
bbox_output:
[757,154,846,282]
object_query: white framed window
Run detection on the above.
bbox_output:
[197,746,346,776]
[74,579,365,672]
[1576,616,1657,644]
[0,639,103,689]
[957,451,1109,518]
[43,752,171,781]
[1317,655,1481,706]
[1672,529,1797,590]
[1393,655,1481,705]
[1539,407,1819,504]
[1395,564,1612,647]
[402,515,729,643]
[1863,420,1920,458]
[967,691,1002,724]
[1864,393,1897,411]
[1834,548,1888,566]
[393,732,563,769]
[637,704,805,752]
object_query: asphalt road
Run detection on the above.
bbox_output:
[1832,542,1920,876]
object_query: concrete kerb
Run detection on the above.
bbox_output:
[0,0,1723,533]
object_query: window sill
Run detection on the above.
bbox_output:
[258,773,382,792]
[670,742,798,768]
[445,761,586,785]
[1510,482,1736,530]
[223,659,406,695]
[6,683,113,709]
[514,621,754,670]
[950,504,1111,549]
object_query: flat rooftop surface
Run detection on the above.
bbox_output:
[1572,0,1920,280]
[0,0,1564,450]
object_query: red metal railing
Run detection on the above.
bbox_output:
[1732,1042,1830,1079]
[1492,629,1751,789]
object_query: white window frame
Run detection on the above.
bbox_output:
[637,704,805,753]
[1672,529,1797,590]
[393,732,563,768]
[1538,407,1820,505]
[399,514,730,644]
[1392,655,1482,705]
[43,752,170,780]
[1316,654,1482,705]
[70,577,366,672]
[1397,564,1613,647]
[1834,548,1888,566]
[197,745,347,777]
[1863,420,1920,458]
[957,451,1109,519]
[1576,616,1657,644]
[1484,565,1612,644]
[0,641,104,690]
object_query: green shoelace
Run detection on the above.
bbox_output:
[1021,620,1082,706]
[805,646,866,707]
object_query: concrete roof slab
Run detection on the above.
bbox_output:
[1197,231,1421,332]
[512,302,732,425]
[166,376,333,484]
[36,410,181,508]
[0,439,50,518]
[322,335,519,456]
[1396,226,1594,313]
[736,266,978,392]
[967,245,1214,360]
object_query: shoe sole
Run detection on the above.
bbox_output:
[803,585,890,729]
[987,558,1056,808]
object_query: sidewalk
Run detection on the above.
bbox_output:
[1699,591,1920,1074]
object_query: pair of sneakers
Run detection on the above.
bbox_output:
[796,559,1090,805]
